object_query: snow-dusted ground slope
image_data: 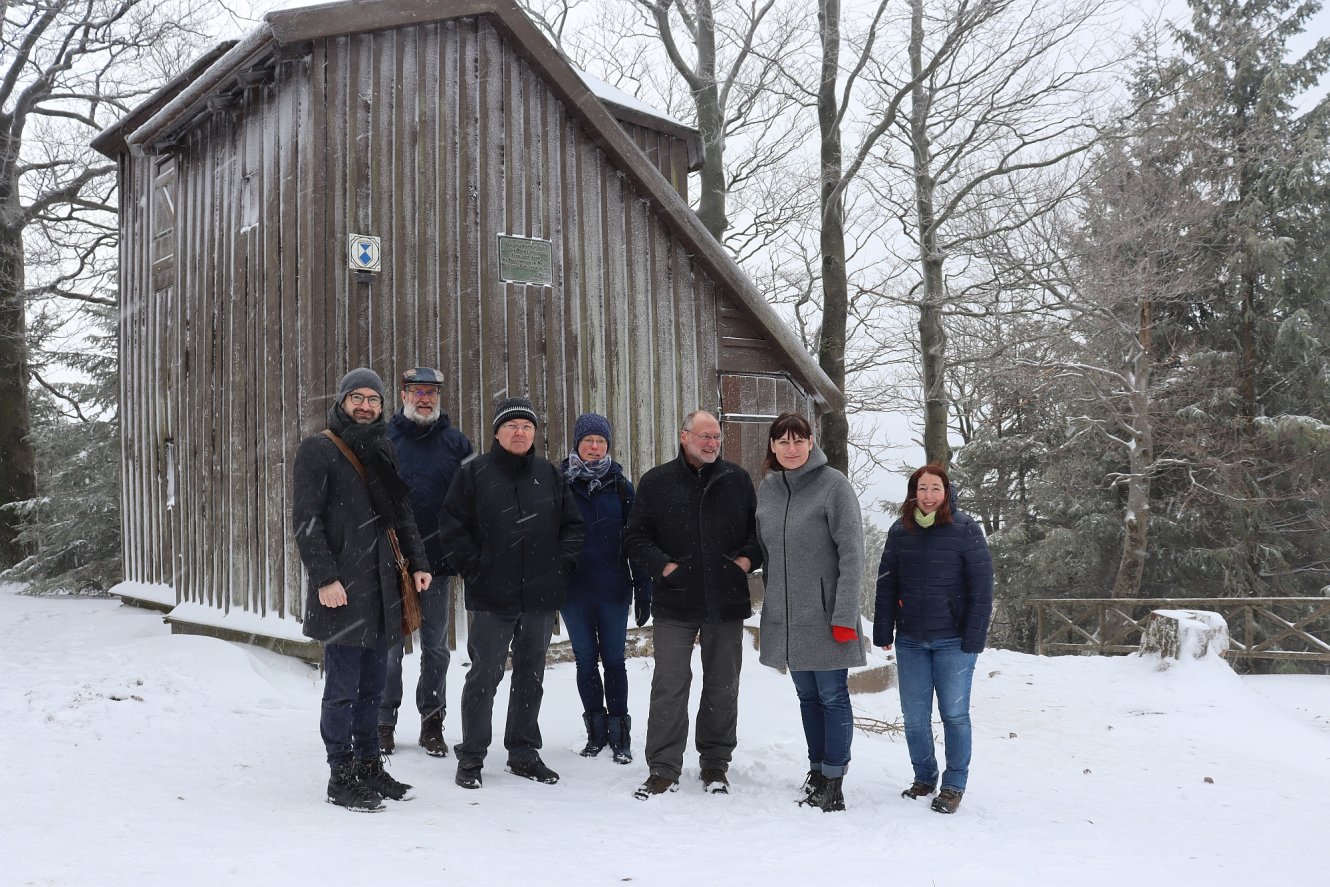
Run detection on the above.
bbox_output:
[5,584,1328,886]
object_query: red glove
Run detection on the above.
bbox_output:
[832,625,858,643]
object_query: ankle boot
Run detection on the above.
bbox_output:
[607,714,632,764]
[418,711,449,757]
[580,710,608,757]
[807,775,845,812]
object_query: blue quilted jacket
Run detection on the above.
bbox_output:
[872,508,994,654]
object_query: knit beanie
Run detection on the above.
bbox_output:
[492,395,538,433]
[573,412,613,449]
[337,367,386,400]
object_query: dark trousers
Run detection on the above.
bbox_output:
[455,609,556,769]
[560,595,630,717]
[380,579,452,726]
[320,640,389,766]
[644,616,743,781]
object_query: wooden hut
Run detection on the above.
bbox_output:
[93,0,841,654]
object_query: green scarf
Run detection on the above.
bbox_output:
[914,508,936,528]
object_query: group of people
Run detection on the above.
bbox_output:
[292,367,993,816]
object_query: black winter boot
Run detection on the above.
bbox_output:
[799,770,828,804]
[580,710,609,757]
[356,756,414,801]
[327,761,383,812]
[419,711,449,757]
[607,714,632,764]
[806,775,845,812]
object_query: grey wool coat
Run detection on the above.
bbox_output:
[755,443,866,672]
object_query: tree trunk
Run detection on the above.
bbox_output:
[816,0,848,474]
[1110,349,1153,600]
[0,144,37,566]
[910,0,949,467]
[692,1,728,241]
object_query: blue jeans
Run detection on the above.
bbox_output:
[789,669,853,778]
[894,634,978,792]
[380,579,452,726]
[321,641,389,766]
[561,596,630,717]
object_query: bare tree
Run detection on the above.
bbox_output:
[0,0,207,565]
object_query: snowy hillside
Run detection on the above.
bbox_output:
[5,584,1329,886]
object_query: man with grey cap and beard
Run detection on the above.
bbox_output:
[293,368,431,812]
[378,367,474,758]
[438,395,584,789]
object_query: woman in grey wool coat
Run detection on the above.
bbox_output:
[755,412,865,812]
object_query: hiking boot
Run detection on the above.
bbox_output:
[418,712,449,758]
[700,769,729,794]
[799,770,828,803]
[455,764,483,790]
[931,788,963,814]
[355,756,414,801]
[607,714,632,765]
[377,724,395,755]
[326,761,383,813]
[901,781,936,800]
[633,774,679,800]
[806,775,845,812]
[507,758,560,784]
[579,711,608,757]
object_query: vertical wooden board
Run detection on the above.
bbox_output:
[186,136,206,604]
[456,20,485,440]
[276,61,302,617]
[649,213,677,458]
[602,171,630,471]
[393,27,421,379]
[304,39,331,437]
[577,139,604,415]
[478,21,507,408]
[553,107,579,452]
[371,27,399,377]
[437,21,464,431]
[330,35,353,373]
[697,272,720,411]
[119,160,138,582]
[243,103,262,616]
[259,83,282,616]
[502,45,528,402]
[416,24,441,374]
[625,176,655,471]
[170,149,190,603]
[672,241,700,412]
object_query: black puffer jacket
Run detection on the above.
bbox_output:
[292,418,428,648]
[623,449,763,624]
[437,444,585,614]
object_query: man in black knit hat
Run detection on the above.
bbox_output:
[438,395,584,789]
[292,367,432,812]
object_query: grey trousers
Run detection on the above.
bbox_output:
[454,609,556,769]
[644,616,744,781]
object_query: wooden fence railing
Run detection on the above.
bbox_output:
[1028,597,1330,665]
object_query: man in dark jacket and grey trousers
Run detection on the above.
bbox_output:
[378,367,474,759]
[623,409,763,799]
[438,395,584,789]
[293,368,432,812]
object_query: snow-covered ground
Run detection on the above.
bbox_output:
[6,583,1329,886]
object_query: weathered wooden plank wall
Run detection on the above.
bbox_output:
[117,14,812,625]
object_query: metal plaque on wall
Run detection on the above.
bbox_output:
[497,235,553,286]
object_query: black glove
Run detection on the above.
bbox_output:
[634,591,652,628]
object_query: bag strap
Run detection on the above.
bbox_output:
[322,429,407,569]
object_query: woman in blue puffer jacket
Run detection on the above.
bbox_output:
[874,462,993,815]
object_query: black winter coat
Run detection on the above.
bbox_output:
[293,429,429,648]
[387,409,474,577]
[623,450,763,624]
[872,509,994,654]
[437,445,585,614]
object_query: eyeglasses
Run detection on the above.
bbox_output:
[684,429,724,443]
[499,421,535,433]
[405,387,440,398]
[347,393,383,407]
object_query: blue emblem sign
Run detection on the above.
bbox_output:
[348,233,382,272]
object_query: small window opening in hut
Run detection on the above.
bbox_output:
[151,157,176,293]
